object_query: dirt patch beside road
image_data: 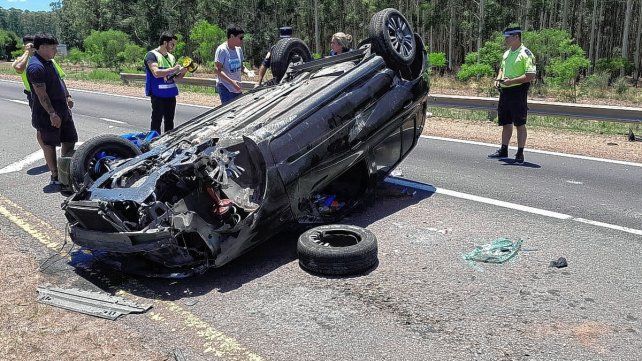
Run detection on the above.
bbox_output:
[0,233,164,360]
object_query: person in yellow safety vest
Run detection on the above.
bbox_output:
[144,32,188,134]
[488,26,536,164]
[12,34,68,110]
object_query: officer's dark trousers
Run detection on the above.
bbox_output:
[150,95,177,134]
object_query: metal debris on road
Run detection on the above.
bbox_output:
[463,238,523,264]
[549,257,568,268]
[36,285,151,320]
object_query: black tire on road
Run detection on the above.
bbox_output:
[297,224,378,276]
[70,134,141,191]
[368,8,416,71]
[270,37,312,83]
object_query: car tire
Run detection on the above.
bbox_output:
[368,8,416,70]
[297,224,378,276]
[70,134,142,191]
[270,37,312,83]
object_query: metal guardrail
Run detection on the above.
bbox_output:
[119,73,256,90]
[428,94,642,124]
[119,73,640,136]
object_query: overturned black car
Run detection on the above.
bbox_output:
[62,8,429,276]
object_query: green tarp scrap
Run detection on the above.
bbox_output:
[463,238,523,264]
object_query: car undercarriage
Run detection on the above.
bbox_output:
[63,8,430,276]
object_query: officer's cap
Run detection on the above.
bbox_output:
[503,26,522,37]
[279,27,293,38]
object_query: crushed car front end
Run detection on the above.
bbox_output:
[63,134,289,275]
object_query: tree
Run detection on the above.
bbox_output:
[633,0,642,80]
[476,0,484,63]
[621,0,634,76]
[2,0,638,77]
[429,52,447,74]
[0,29,20,61]
[120,43,146,66]
[83,29,132,69]
[588,0,599,73]
[188,20,225,64]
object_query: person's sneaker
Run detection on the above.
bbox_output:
[515,153,525,164]
[488,149,508,158]
[49,174,61,186]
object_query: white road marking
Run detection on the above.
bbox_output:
[385,176,642,236]
[566,180,583,185]
[0,150,43,175]
[574,218,642,236]
[3,98,29,105]
[100,117,127,125]
[0,142,84,175]
[421,135,642,168]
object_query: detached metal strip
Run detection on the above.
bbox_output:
[37,286,152,320]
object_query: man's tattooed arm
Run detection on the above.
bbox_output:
[31,83,55,114]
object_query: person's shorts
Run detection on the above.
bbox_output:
[497,83,530,126]
[38,114,78,147]
[217,83,242,105]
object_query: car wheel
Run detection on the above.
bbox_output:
[297,225,378,276]
[368,8,416,70]
[70,134,142,191]
[270,37,312,83]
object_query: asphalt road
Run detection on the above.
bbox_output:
[1,79,641,360]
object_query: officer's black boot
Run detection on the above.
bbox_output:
[488,144,509,158]
[515,147,525,164]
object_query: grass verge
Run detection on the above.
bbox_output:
[431,108,634,136]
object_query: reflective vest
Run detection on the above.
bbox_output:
[20,58,65,92]
[145,50,178,98]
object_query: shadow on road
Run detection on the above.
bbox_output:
[69,182,435,301]
[41,183,60,193]
[27,165,48,175]
[497,158,542,168]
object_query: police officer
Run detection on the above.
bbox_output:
[145,32,187,134]
[488,26,536,164]
[257,26,292,86]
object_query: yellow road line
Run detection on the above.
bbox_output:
[0,194,263,361]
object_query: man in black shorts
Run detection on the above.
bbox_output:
[488,26,536,164]
[27,33,77,186]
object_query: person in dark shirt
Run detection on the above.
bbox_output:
[257,27,292,86]
[26,33,77,186]
[144,32,187,134]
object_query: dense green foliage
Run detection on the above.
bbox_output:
[456,29,590,85]
[1,0,640,80]
[457,63,495,81]
[428,52,447,68]
[188,20,226,64]
[0,28,19,60]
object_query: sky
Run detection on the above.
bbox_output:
[1,0,53,12]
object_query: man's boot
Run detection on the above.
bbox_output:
[488,145,508,158]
